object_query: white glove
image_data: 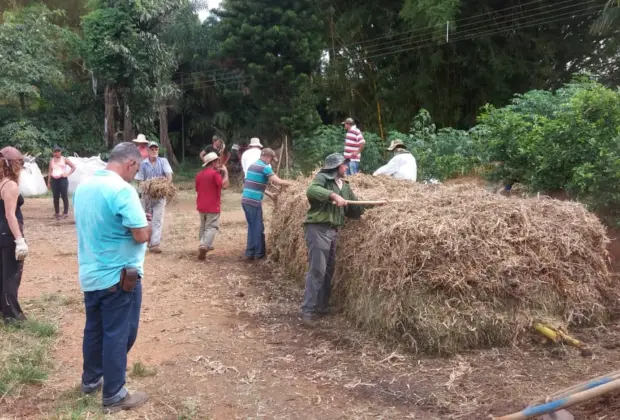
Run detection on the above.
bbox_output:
[15,238,28,261]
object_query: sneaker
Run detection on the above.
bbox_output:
[102,391,148,413]
[198,247,207,261]
[81,377,103,394]
[62,214,69,219]
[149,246,162,254]
[54,214,60,220]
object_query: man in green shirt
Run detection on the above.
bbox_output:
[301,153,364,323]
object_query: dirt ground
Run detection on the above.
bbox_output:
[2,186,620,420]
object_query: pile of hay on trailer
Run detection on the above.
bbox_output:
[268,174,620,355]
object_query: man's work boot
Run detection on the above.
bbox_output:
[149,246,162,254]
[102,391,148,414]
[198,246,207,261]
[301,312,319,326]
[81,377,103,394]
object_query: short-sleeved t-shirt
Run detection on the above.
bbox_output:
[241,160,274,207]
[73,170,148,292]
[135,157,173,181]
[196,167,223,213]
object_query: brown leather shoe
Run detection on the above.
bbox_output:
[149,246,162,254]
[103,391,148,413]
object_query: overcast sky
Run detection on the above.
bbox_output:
[197,0,221,21]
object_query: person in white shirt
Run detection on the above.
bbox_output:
[241,137,263,177]
[373,139,417,181]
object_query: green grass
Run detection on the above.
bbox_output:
[52,387,103,419]
[0,317,57,395]
[129,361,157,378]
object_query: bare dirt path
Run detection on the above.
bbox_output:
[3,189,620,420]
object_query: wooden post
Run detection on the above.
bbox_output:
[284,135,289,174]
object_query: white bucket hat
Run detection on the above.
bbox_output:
[202,152,219,167]
[249,137,263,148]
[132,134,148,144]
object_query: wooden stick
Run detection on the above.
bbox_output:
[276,141,284,175]
[284,135,289,173]
[493,378,620,420]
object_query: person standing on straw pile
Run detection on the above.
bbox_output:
[196,152,229,260]
[373,139,417,181]
[343,117,365,175]
[241,148,292,260]
[136,141,173,254]
[0,147,28,325]
[73,142,151,413]
[301,152,365,323]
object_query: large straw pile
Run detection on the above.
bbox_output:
[269,174,620,354]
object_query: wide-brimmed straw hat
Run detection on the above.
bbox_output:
[132,134,148,144]
[249,137,263,148]
[202,152,219,167]
[386,139,407,151]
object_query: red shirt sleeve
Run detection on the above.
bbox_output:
[214,171,223,188]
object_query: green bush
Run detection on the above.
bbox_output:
[477,79,620,224]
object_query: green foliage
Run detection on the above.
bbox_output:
[213,0,323,138]
[0,5,74,109]
[477,79,620,224]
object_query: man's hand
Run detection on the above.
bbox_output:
[145,213,153,222]
[330,193,347,207]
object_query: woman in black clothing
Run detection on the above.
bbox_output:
[0,146,28,323]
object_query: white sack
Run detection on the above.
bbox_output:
[67,155,107,194]
[19,156,47,197]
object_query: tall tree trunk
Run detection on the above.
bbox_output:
[159,103,178,166]
[104,85,117,148]
[123,100,133,142]
[19,93,26,111]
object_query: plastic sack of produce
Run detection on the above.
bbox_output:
[67,155,107,194]
[19,156,48,197]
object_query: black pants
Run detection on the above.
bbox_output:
[50,177,69,215]
[0,245,25,321]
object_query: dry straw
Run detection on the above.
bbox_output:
[269,174,620,355]
[140,177,178,203]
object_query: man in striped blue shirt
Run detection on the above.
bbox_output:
[241,148,291,260]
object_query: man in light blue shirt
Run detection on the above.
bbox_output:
[135,141,173,254]
[73,142,151,413]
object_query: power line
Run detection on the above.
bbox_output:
[345,0,599,56]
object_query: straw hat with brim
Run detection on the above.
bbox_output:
[386,139,406,151]
[148,141,159,148]
[323,153,349,170]
[202,152,219,167]
[0,146,23,160]
[249,137,263,148]
[133,134,148,144]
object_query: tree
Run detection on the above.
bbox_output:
[212,0,324,142]
[0,5,70,111]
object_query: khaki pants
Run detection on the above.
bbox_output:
[199,213,220,249]
[141,197,166,248]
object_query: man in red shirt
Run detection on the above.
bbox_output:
[196,152,229,260]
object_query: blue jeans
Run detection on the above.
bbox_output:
[346,161,360,175]
[82,281,142,405]
[242,203,266,259]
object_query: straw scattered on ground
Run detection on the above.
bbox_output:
[140,177,178,203]
[269,174,620,355]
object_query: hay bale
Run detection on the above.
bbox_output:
[140,177,178,202]
[268,174,620,355]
